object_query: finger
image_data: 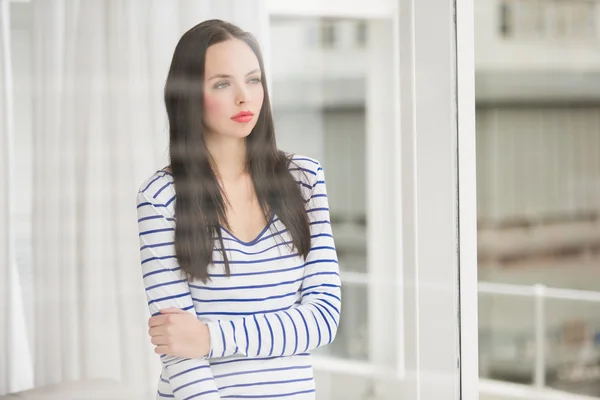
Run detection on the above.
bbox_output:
[159,308,186,315]
[148,315,168,328]
[154,345,169,355]
[148,326,166,337]
[150,335,168,346]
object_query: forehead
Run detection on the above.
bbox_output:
[204,39,260,76]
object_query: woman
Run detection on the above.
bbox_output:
[135,20,341,399]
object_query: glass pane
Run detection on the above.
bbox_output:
[269,17,373,362]
[269,15,401,390]
[5,1,402,398]
[476,0,600,397]
[313,283,369,361]
[270,18,368,279]
[478,292,535,385]
[544,298,600,397]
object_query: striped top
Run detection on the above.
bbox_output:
[136,156,341,400]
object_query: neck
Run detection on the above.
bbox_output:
[205,133,247,181]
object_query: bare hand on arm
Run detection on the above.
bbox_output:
[148,308,212,359]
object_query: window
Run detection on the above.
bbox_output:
[479,3,600,398]
[356,21,367,47]
[4,0,474,398]
[267,0,472,395]
[320,19,337,48]
[270,16,371,363]
[499,0,597,40]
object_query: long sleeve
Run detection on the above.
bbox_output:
[205,163,342,359]
[137,191,221,400]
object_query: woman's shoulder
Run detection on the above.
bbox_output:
[136,169,176,206]
[284,154,324,199]
[285,153,322,176]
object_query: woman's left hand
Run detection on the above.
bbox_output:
[148,308,211,359]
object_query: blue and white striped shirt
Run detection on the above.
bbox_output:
[136,156,341,399]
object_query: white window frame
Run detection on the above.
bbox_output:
[397,0,479,396]
[457,0,479,398]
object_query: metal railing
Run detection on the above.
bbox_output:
[478,281,600,391]
[332,271,600,398]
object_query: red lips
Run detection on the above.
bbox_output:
[231,111,254,123]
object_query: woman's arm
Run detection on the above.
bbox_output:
[205,163,342,359]
[137,190,221,399]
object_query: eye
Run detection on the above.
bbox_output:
[248,77,261,84]
[214,81,230,89]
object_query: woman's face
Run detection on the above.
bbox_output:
[203,39,264,140]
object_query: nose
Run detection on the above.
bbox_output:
[235,85,251,105]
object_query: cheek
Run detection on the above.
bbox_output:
[254,86,265,108]
[203,93,227,121]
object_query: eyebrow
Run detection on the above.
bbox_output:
[208,68,261,81]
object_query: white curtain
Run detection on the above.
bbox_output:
[0,0,34,395]
[27,0,267,398]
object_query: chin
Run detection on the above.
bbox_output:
[233,124,257,138]
[222,128,253,140]
[237,127,254,138]
[211,121,257,140]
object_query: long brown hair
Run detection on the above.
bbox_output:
[164,19,311,283]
